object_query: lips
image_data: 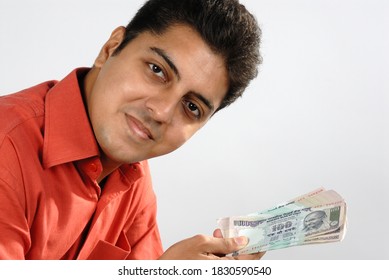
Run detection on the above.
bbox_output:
[125,114,154,141]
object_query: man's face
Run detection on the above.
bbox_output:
[304,212,325,230]
[85,25,228,165]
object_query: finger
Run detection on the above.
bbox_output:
[205,236,249,255]
[219,255,237,260]
[234,251,266,260]
[213,228,223,238]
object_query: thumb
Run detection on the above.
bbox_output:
[208,236,249,256]
[213,229,223,238]
[233,236,249,248]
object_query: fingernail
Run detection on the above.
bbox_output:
[234,236,248,246]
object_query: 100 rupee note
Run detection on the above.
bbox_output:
[217,188,347,256]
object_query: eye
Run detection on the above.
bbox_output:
[148,63,166,81]
[183,100,201,119]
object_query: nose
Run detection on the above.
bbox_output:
[145,91,178,124]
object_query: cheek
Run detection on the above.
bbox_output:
[165,123,201,148]
[91,79,139,119]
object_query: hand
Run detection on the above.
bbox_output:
[213,229,266,260]
[158,230,265,260]
[158,233,249,260]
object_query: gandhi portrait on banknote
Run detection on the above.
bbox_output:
[303,211,329,232]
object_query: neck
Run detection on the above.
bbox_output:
[82,66,99,102]
[82,67,121,184]
[97,155,122,183]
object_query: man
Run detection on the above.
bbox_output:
[0,0,262,259]
[303,211,329,233]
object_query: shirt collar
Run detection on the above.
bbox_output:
[42,68,100,169]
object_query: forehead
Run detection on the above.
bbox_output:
[142,24,227,74]
[141,24,219,56]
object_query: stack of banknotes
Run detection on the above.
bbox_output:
[217,188,347,256]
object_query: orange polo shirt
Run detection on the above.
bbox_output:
[0,68,163,259]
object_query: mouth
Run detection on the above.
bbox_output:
[125,114,154,141]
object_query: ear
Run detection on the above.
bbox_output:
[94,26,126,68]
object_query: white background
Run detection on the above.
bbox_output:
[0,0,388,259]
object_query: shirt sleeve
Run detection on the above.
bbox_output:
[0,142,31,259]
[0,170,31,260]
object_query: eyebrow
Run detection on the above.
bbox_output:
[149,46,215,113]
[190,91,215,112]
[150,47,180,80]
